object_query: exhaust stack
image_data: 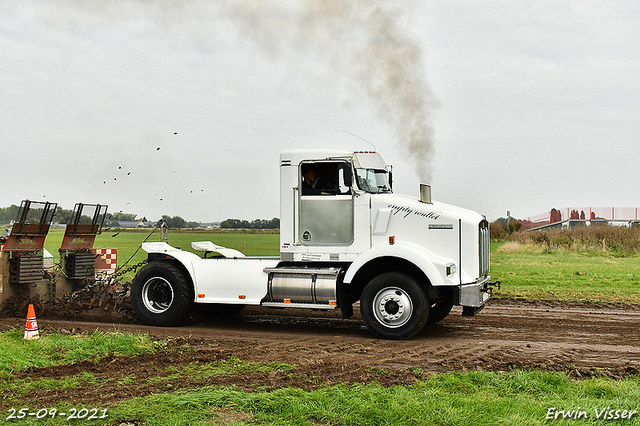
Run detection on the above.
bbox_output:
[419,184,432,204]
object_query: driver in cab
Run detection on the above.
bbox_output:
[302,166,321,195]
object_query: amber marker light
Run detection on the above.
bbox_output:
[198,294,205,298]
[238,295,246,299]
[389,236,395,245]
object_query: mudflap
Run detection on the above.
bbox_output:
[462,305,485,317]
[337,278,354,319]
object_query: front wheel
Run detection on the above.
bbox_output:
[131,260,194,326]
[360,273,429,340]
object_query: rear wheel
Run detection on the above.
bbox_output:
[131,260,194,326]
[360,273,429,340]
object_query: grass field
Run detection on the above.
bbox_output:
[7,374,640,425]
[1,329,639,425]
[39,228,280,267]
[112,374,640,426]
[490,241,640,303]
[0,330,155,379]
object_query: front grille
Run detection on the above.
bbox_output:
[479,220,490,277]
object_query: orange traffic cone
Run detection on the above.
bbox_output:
[24,304,40,340]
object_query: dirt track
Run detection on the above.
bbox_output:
[2,299,640,407]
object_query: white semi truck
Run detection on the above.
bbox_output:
[131,149,498,339]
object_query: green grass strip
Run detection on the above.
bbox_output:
[102,371,640,426]
[0,330,155,377]
[1,372,99,399]
[3,369,639,425]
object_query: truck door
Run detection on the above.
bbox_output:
[299,161,353,245]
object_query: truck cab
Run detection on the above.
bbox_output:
[131,149,498,339]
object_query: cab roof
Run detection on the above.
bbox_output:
[280,149,387,169]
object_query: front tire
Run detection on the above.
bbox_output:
[360,273,429,340]
[131,260,194,326]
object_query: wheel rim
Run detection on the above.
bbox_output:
[141,277,174,314]
[372,286,413,328]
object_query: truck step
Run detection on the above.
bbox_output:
[263,266,341,275]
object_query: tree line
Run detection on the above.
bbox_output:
[149,216,279,229]
[159,215,200,229]
[0,205,79,225]
[220,218,280,229]
[0,205,20,225]
[0,205,138,226]
[0,205,279,230]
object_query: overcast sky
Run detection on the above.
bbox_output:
[2,0,639,223]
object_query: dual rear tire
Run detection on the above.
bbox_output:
[131,260,194,326]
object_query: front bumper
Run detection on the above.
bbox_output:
[454,276,501,313]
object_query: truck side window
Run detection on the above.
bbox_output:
[301,162,351,195]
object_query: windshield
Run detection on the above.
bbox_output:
[355,168,392,193]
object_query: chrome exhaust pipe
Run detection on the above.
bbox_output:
[419,184,432,204]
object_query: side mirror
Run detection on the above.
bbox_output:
[386,165,393,190]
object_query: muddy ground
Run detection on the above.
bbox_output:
[2,299,640,408]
